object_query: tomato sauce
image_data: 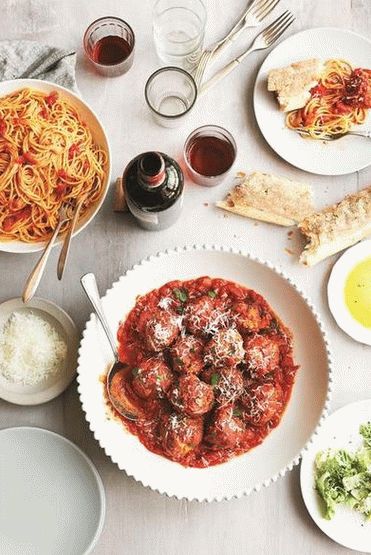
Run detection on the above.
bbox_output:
[108,277,299,468]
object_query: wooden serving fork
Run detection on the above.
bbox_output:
[57,197,86,280]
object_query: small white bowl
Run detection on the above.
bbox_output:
[0,79,111,254]
[0,297,80,405]
[327,240,371,345]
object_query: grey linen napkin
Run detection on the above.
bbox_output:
[0,40,78,92]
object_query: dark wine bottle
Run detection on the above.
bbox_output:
[123,151,184,231]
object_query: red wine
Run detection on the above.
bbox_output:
[123,152,184,231]
[187,135,235,177]
[91,36,132,65]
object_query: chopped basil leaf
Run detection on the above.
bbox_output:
[156,375,164,383]
[211,373,220,386]
[270,319,279,331]
[173,287,188,303]
[175,357,184,366]
[208,290,217,299]
[131,367,140,377]
[176,305,185,315]
[233,408,242,417]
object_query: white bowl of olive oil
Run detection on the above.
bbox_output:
[328,240,371,345]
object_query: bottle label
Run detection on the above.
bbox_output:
[126,196,158,226]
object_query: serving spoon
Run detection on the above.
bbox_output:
[80,272,138,421]
[23,204,69,304]
[295,128,371,141]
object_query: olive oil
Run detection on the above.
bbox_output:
[344,256,371,328]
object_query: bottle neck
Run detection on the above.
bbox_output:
[138,152,166,188]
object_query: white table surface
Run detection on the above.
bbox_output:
[1,1,370,554]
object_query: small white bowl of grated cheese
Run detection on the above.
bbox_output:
[0,298,79,405]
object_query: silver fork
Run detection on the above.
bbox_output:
[296,128,371,141]
[194,0,280,87]
[200,10,295,95]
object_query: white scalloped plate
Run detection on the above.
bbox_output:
[77,245,332,502]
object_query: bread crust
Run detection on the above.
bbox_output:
[299,186,371,266]
[217,171,314,227]
[268,58,324,112]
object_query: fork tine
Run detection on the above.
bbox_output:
[254,0,280,21]
[255,0,280,22]
[263,10,291,39]
[250,0,271,17]
[266,14,295,45]
[246,0,262,17]
[268,15,295,41]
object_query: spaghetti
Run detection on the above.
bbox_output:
[0,88,107,243]
[286,59,371,139]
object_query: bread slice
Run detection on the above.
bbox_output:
[268,58,324,112]
[217,171,314,227]
[299,186,371,266]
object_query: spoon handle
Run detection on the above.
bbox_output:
[80,273,118,360]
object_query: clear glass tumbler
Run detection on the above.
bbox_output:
[145,67,198,128]
[153,0,206,71]
[83,16,135,77]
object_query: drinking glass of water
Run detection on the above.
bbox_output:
[145,67,198,127]
[153,0,207,71]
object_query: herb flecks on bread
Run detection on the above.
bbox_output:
[217,171,314,227]
[299,186,371,266]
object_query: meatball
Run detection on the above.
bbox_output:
[184,295,229,337]
[244,334,280,379]
[143,310,180,352]
[203,367,244,405]
[131,357,173,400]
[160,412,203,460]
[170,334,204,374]
[205,405,245,449]
[241,382,283,426]
[204,328,245,368]
[109,366,145,418]
[168,374,214,416]
[233,302,272,334]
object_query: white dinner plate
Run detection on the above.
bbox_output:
[0,427,105,555]
[0,297,80,405]
[328,240,371,346]
[254,28,371,175]
[77,245,332,502]
[0,79,111,253]
[300,399,371,553]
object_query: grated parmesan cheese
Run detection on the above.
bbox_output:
[0,311,67,386]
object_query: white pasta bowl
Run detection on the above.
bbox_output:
[0,79,111,253]
[77,245,332,502]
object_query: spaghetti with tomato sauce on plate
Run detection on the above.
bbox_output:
[287,59,371,139]
[109,276,299,468]
[0,88,107,243]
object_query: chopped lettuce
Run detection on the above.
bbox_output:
[314,422,371,521]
